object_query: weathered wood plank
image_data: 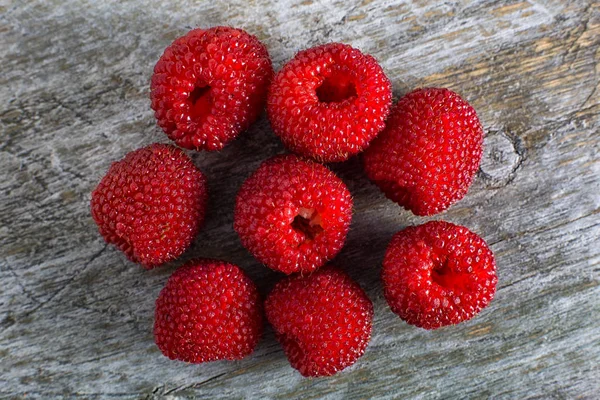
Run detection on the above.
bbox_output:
[1,0,599,398]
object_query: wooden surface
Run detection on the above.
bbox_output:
[1,0,599,398]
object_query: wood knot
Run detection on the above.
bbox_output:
[478,129,526,188]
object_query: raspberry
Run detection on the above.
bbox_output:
[265,267,373,377]
[90,144,207,268]
[363,88,484,215]
[151,27,273,151]
[234,155,352,274]
[154,259,263,363]
[267,43,392,162]
[382,221,497,330]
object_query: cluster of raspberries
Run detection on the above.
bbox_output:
[91,27,498,377]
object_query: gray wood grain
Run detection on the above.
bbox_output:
[1,0,599,398]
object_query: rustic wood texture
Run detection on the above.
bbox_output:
[1,0,599,398]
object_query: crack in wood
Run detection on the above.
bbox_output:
[20,244,108,320]
[3,262,41,306]
[162,373,228,395]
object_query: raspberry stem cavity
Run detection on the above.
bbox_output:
[431,259,471,292]
[291,208,324,242]
[316,68,358,104]
[188,84,212,122]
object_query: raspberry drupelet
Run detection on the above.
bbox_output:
[268,43,392,162]
[363,88,484,216]
[151,27,273,151]
[265,266,373,377]
[90,144,207,268]
[154,259,263,363]
[234,154,352,274]
[382,221,497,330]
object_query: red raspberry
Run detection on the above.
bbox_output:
[265,267,373,377]
[154,259,263,363]
[267,43,392,162]
[90,144,207,268]
[382,221,497,330]
[151,27,273,151]
[234,155,352,274]
[363,88,484,215]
